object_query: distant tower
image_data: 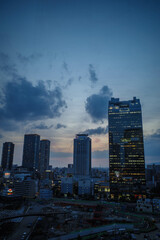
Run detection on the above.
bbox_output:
[73,134,91,177]
[39,139,50,173]
[1,142,14,170]
[22,134,40,170]
[108,97,145,199]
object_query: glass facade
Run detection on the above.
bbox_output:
[74,134,91,176]
[22,134,40,170]
[108,97,145,199]
[1,142,14,170]
[39,139,50,173]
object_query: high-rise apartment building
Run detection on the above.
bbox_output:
[39,139,50,174]
[108,97,145,200]
[73,134,91,177]
[22,134,40,170]
[1,142,14,170]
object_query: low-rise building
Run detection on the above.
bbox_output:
[136,198,160,213]
[61,177,73,195]
[39,188,53,200]
[78,179,91,195]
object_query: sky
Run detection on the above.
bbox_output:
[0,0,160,168]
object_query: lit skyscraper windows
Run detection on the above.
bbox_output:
[108,97,145,200]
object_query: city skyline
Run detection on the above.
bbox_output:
[0,0,160,167]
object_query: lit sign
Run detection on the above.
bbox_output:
[4,172,11,178]
[8,189,13,193]
[7,188,13,195]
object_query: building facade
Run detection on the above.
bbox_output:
[22,134,40,170]
[73,134,91,177]
[1,142,14,170]
[108,97,145,200]
[39,139,50,174]
[61,177,73,195]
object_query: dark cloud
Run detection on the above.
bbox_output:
[0,134,3,138]
[81,126,108,136]
[17,53,42,64]
[55,123,67,129]
[0,78,67,131]
[85,85,112,122]
[92,150,108,159]
[0,52,17,77]
[31,122,53,130]
[100,86,111,95]
[89,64,98,84]
[0,120,20,131]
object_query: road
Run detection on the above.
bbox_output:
[7,204,42,240]
[49,223,134,240]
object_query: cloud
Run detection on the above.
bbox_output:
[80,126,108,136]
[0,78,67,131]
[17,53,42,64]
[78,76,82,81]
[31,122,53,130]
[144,129,160,157]
[92,150,108,159]
[0,52,17,77]
[51,151,72,158]
[148,129,160,138]
[85,85,112,122]
[64,78,74,88]
[30,122,67,131]
[55,123,67,129]
[62,61,69,73]
[89,64,98,84]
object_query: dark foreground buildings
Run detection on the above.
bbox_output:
[108,97,146,200]
[39,139,50,174]
[1,142,14,170]
[22,134,40,170]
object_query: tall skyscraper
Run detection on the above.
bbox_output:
[108,97,145,200]
[22,134,40,170]
[73,134,91,177]
[39,139,50,174]
[1,142,14,170]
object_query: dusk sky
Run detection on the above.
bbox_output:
[0,0,160,168]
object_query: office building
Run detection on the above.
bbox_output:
[39,139,50,174]
[61,177,73,195]
[78,179,91,195]
[1,142,14,170]
[108,97,145,199]
[39,188,53,200]
[22,134,40,170]
[73,134,91,177]
[23,176,38,198]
